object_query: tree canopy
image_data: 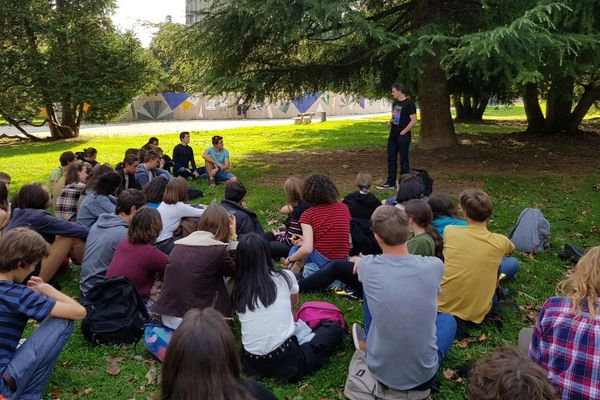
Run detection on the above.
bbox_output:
[0,0,158,139]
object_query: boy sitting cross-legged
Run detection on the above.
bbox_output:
[345,205,456,400]
[437,189,519,340]
[0,228,86,400]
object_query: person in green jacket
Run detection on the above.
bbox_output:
[404,199,444,260]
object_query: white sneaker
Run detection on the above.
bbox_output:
[352,323,367,353]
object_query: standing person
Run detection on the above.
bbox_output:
[233,233,344,383]
[172,131,205,179]
[525,246,600,400]
[345,205,456,400]
[377,83,418,190]
[0,228,86,400]
[203,135,237,186]
[161,308,276,400]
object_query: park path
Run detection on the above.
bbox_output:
[0,113,386,138]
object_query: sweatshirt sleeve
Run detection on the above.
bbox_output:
[190,147,197,170]
[147,246,169,274]
[176,203,204,218]
[135,169,149,188]
[217,247,236,277]
[41,212,88,239]
[173,145,184,169]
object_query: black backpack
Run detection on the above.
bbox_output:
[81,277,149,345]
[411,168,433,197]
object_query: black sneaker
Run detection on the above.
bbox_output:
[376,183,395,190]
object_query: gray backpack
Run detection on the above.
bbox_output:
[509,208,550,254]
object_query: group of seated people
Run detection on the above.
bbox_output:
[0,149,598,399]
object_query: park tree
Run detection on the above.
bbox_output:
[0,0,158,140]
[186,0,570,149]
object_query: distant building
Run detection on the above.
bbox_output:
[186,0,216,25]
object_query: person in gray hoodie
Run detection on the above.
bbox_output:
[79,189,146,298]
[76,171,121,230]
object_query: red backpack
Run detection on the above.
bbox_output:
[295,301,345,330]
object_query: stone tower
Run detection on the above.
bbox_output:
[186,0,216,25]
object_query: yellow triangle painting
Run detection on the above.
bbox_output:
[182,100,193,110]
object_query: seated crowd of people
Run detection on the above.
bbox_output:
[0,136,597,400]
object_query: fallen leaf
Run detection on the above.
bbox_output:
[133,355,144,362]
[478,334,488,342]
[266,219,279,226]
[83,388,93,395]
[443,369,458,380]
[299,383,311,393]
[145,365,159,385]
[106,356,124,363]
[51,388,62,399]
[136,385,146,394]
[107,362,121,376]
[458,338,470,348]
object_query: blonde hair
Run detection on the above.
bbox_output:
[558,246,600,318]
[355,172,373,190]
[283,177,303,207]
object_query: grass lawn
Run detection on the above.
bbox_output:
[1,111,600,400]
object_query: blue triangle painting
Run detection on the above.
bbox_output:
[162,92,189,110]
[292,92,322,114]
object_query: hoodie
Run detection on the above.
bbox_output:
[76,191,117,230]
[79,213,128,297]
[6,208,88,243]
[220,199,264,236]
[343,191,381,221]
[152,231,236,323]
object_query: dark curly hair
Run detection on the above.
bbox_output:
[302,174,339,205]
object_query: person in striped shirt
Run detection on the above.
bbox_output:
[0,228,86,399]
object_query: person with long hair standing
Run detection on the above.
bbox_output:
[233,233,344,383]
[525,246,600,399]
[161,308,276,400]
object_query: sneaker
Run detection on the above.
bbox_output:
[376,183,395,190]
[352,323,367,353]
[209,178,216,187]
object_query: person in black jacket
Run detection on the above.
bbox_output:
[172,131,206,178]
[6,183,88,282]
[343,172,381,256]
[116,154,141,194]
[220,181,264,236]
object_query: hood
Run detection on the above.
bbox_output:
[174,230,227,247]
[346,191,380,206]
[95,213,128,229]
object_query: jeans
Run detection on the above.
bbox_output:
[289,246,329,269]
[0,317,74,400]
[298,261,362,296]
[499,256,520,281]
[386,134,411,184]
[215,170,235,182]
[435,312,457,365]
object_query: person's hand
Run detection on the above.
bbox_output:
[159,158,165,169]
[228,215,237,236]
[272,229,284,237]
[353,258,361,275]
[240,200,247,209]
[192,170,200,178]
[290,234,303,246]
[281,257,291,267]
[27,276,53,296]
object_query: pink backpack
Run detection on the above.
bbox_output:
[295,301,345,330]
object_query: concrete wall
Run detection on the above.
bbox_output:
[121,92,391,121]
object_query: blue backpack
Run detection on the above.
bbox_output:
[509,208,550,254]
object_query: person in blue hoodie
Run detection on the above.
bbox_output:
[135,150,173,189]
[427,192,468,237]
[79,189,146,298]
[6,183,88,282]
[76,170,121,230]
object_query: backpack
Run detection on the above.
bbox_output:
[411,168,433,197]
[295,301,345,330]
[508,208,550,254]
[81,276,149,345]
[144,323,174,362]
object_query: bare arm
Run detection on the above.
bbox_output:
[400,114,418,135]
[290,293,299,308]
[28,277,86,320]
[202,149,218,165]
[221,157,231,171]
[290,223,313,260]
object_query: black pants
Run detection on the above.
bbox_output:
[298,260,363,297]
[241,321,344,383]
[264,232,291,259]
[386,133,411,184]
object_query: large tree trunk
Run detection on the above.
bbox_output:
[545,75,574,132]
[522,83,545,133]
[454,95,488,121]
[565,85,600,134]
[47,104,79,139]
[417,56,457,149]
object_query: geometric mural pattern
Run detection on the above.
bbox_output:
[137,100,173,120]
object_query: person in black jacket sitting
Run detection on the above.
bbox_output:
[116,154,141,194]
[343,172,382,255]
[172,132,206,178]
[220,181,264,236]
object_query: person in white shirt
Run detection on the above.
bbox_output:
[232,233,344,383]
[156,177,204,254]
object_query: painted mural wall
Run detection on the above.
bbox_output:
[121,92,390,121]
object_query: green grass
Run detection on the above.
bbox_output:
[2,117,600,400]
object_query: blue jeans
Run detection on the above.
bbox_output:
[0,317,74,400]
[289,246,329,269]
[214,169,235,182]
[499,256,520,281]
